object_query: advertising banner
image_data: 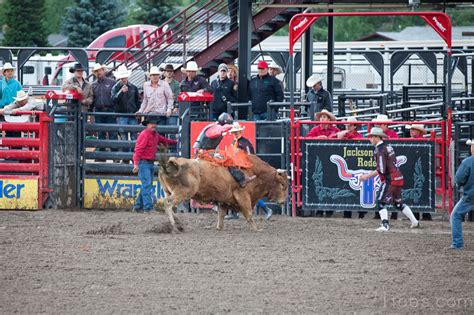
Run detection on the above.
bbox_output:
[84,177,165,209]
[301,140,435,212]
[0,177,39,210]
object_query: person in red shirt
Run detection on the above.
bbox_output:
[307,109,340,139]
[371,114,399,139]
[330,116,363,139]
[132,119,177,212]
[406,124,427,139]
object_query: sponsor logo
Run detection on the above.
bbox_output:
[0,180,25,199]
[330,154,407,208]
[432,17,447,32]
[96,179,165,200]
[293,17,308,31]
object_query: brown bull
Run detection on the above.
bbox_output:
[159,153,289,231]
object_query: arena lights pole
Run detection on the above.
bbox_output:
[288,11,452,218]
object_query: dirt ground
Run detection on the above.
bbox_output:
[1,209,473,314]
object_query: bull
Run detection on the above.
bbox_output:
[158,153,289,232]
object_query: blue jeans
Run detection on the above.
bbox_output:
[134,161,154,211]
[252,112,268,121]
[450,198,473,248]
[116,117,137,141]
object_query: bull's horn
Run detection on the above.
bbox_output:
[276,169,287,174]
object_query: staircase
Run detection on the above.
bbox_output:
[104,0,302,80]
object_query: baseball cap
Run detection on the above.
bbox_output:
[218,63,228,72]
[257,60,268,69]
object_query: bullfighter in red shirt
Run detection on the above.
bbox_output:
[359,127,420,232]
[132,118,177,212]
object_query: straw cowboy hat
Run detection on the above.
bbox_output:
[146,66,161,76]
[467,139,474,145]
[1,62,15,74]
[13,90,29,102]
[113,65,131,79]
[92,63,107,72]
[371,114,391,123]
[229,122,245,133]
[306,75,323,88]
[345,116,360,128]
[367,127,387,138]
[184,61,200,72]
[315,109,336,121]
[405,124,427,134]
[268,62,282,74]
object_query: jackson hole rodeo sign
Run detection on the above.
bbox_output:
[301,140,435,212]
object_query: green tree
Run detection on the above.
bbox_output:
[62,0,125,47]
[2,0,47,46]
[43,0,74,35]
[134,0,178,26]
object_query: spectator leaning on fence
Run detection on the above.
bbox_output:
[160,64,180,124]
[331,116,363,140]
[132,118,177,213]
[137,66,174,125]
[306,75,332,114]
[307,109,340,139]
[61,63,93,112]
[210,63,237,120]
[227,64,238,84]
[450,139,474,250]
[406,124,427,139]
[0,63,22,110]
[371,114,399,139]
[0,90,44,116]
[111,65,139,143]
[248,60,284,121]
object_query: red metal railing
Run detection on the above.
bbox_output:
[289,118,452,217]
[0,111,52,208]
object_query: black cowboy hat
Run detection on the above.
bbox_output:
[159,64,174,72]
[141,119,159,126]
[69,63,85,73]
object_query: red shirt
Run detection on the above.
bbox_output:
[328,130,363,139]
[133,128,177,166]
[384,128,399,139]
[205,124,233,138]
[307,125,340,138]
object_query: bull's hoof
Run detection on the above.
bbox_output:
[216,227,224,231]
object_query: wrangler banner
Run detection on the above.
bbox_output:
[0,177,39,210]
[301,140,436,212]
[83,177,166,209]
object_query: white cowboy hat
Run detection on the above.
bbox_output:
[371,114,391,123]
[315,109,336,122]
[405,124,427,134]
[13,90,29,102]
[229,122,245,133]
[467,139,474,145]
[147,66,161,76]
[113,65,131,79]
[1,62,15,74]
[367,127,387,138]
[92,63,107,72]
[306,75,323,88]
[184,61,200,72]
[345,116,360,128]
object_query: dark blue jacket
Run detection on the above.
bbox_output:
[456,156,474,203]
[248,74,284,114]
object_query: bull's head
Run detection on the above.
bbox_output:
[267,169,289,206]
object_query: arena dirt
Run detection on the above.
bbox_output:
[1,210,473,314]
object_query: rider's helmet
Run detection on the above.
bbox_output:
[217,112,233,126]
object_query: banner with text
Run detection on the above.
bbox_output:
[301,140,435,212]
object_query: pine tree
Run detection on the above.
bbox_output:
[135,0,178,26]
[62,0,125,47]
[2,0,47,46]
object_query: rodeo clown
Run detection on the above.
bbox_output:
[193,112,256,187]
[359,127,420,232]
